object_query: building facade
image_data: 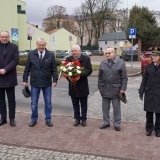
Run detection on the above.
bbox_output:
[47,28,77,51]
[98,32,131,55]
[0,0,50,51]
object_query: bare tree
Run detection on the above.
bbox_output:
[61,18,77,34]
[42,5,67,31]
[83,0,120,46]
[73,5,88,46]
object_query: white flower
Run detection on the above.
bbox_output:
[68,66,73,70]
[60,66,64,70]
[77,66,80,69]
[68,72,72,76]
[62,68,67,72]
[77,70,81,74]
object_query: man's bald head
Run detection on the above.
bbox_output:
[71,44,81,59]
[72,44,81,51]
[104,48,116,60]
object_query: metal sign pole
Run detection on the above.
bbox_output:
[131,38,133,73]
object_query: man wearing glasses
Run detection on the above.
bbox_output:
[98,48,128,131]
[0,31,19,127]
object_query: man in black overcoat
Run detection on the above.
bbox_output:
[66,44,92,127]
[139,50,160,137]
[0,30,19,127]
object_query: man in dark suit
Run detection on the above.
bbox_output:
[22,37,58,127]
[66,44,92,127]
[0,30,19,127]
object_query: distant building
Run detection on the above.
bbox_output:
[151,11,160,27]
[47,28,77,51]
[0,0,50,51]
[98,31,131,55]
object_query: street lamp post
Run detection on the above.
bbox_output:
[117,29,121,54]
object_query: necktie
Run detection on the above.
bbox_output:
[40,52,43,63]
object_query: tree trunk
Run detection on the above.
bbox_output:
[138,38,142,61]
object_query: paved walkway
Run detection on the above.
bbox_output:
[0,112,159,160]
[1,62,160,160]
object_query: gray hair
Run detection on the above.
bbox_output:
[36,37,46,43]
[0,30,10,37]
[72,44,81,51]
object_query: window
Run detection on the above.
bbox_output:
[114,41,117,44]
[105,41,107,44]
[125,41,127,43]
[17,5,26,14]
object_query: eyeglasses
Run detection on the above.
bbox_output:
[105,52,112,55]
[0,36,9,39]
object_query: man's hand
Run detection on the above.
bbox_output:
[52,82,57,87]
[139,94,143,100]
[120,90,125,93]
[0,69,6,75]
[22,82,28,87]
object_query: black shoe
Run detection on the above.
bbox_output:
[146,132,152,136]
[115,126,121,131]
[73,119,80,126]
[10,119,16,127]
[29,121,37,127]
[46,120,53,127]
[81,120,87,127]
[156,132,160,137]
[99,124,110,129]
[0,119,7,126]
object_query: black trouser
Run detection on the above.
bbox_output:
[146,112,160,133]
[71,96,88,120]
[0,87,16,120]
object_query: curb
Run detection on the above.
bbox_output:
[18,71,142,77]
[128,71,142,77]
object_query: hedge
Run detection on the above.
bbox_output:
[18,55,62,66]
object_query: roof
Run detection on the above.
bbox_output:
[99,31,127,41]
[47,29,60,35]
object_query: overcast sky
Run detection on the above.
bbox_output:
[22,0,160,28]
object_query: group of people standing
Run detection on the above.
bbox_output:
[0,30,160,137]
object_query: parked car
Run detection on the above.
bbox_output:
[120,50,138,61]
[91,50,103,56]
[19,51,28,56]
[81,50,92,56]
[141,50,152,76]
[56,51,68,59]
[64,52,88,60]
[64,53,72,59]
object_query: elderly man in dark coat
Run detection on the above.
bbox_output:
[66,44,92,127]
[139,50,160,137]
[98,48,128,131]
[0,30,19,127]
[23,37,58,127]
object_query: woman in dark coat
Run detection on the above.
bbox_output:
[139,51,160,137]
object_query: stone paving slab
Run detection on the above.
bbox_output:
[88,76,145,123]
[0,144,117,160]
[0,113,160,160]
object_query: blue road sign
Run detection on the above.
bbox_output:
[128,28,136,39]
[128,28,136,35]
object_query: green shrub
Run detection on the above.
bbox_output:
[18,55,62,66]
[56,58,62,66]
[18,55,28,66]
